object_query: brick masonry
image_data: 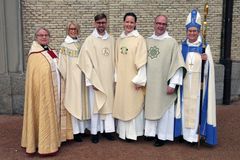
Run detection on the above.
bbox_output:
[20,0,240,62]
[20,1,218,59]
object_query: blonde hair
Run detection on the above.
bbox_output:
[66,21,80,35]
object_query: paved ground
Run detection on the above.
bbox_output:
[1,100,240,160]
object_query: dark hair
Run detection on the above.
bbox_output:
[94,13,107,21]
[123,12,137,22]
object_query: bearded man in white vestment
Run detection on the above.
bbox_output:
[144,15,186,147]
[78,13,115,143]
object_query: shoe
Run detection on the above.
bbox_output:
[154,139,165,147]
[188,142,197,146]
[126,138,135,143]
[91,134,99,144]
[144,136,155,141]
[175,136,184,143]
[74,133,82,142]
[103,133,115,141]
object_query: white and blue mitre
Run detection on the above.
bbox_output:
[182,9,203,61]
[185,9,201,31]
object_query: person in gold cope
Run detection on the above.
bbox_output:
[21,27,72,155]
[113,12,147,141]
[144,15,185,147]
[58,21,90,142]
[78,13,115,143]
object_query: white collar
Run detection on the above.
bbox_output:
[187,36,202,47]
[120,30,139,38]
[64,35,79,44]
[149,31,171,40]
[91,28,109,40]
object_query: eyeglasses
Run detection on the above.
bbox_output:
[37,34,49,37]
[69,28,77,31]
[96,21,107,25]
[155,22,167,26]
[187,29,198,33]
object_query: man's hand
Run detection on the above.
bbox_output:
[135,84,143,90]
[201,53,208,61]
[93,86,99,91]
[167,86,175,95]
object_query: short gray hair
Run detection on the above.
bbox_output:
[34,27,50,40]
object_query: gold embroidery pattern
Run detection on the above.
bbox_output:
[74,43,81,50]
[60,47,79,57]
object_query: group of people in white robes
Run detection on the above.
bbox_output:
[21,9,217,155]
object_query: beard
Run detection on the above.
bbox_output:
[97,27,105,34]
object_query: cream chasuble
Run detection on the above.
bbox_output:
[145,33,185,120]
[77,32,115,115]
[113,30,147,121]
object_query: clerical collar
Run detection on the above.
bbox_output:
[120,30,139,38]
[149,31,171,40]
[65,35,79,43]
[91,28,109,40]
[187,35,202,47]
[41,45,49,50]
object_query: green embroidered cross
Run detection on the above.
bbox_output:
[120,47,128,55]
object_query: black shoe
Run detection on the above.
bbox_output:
[154,139,165,147]
[74,133,82,142]
[188,142,197,146]
[175,136,184,143]
[91,134,99,144]
[144,136,155,141]
[103,133,116,141]
[126,138,135,143]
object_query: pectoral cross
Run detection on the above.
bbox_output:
[188,54,194,71]
[188,61,193,89]
[189,62,194,69]
[188,61,194,73]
